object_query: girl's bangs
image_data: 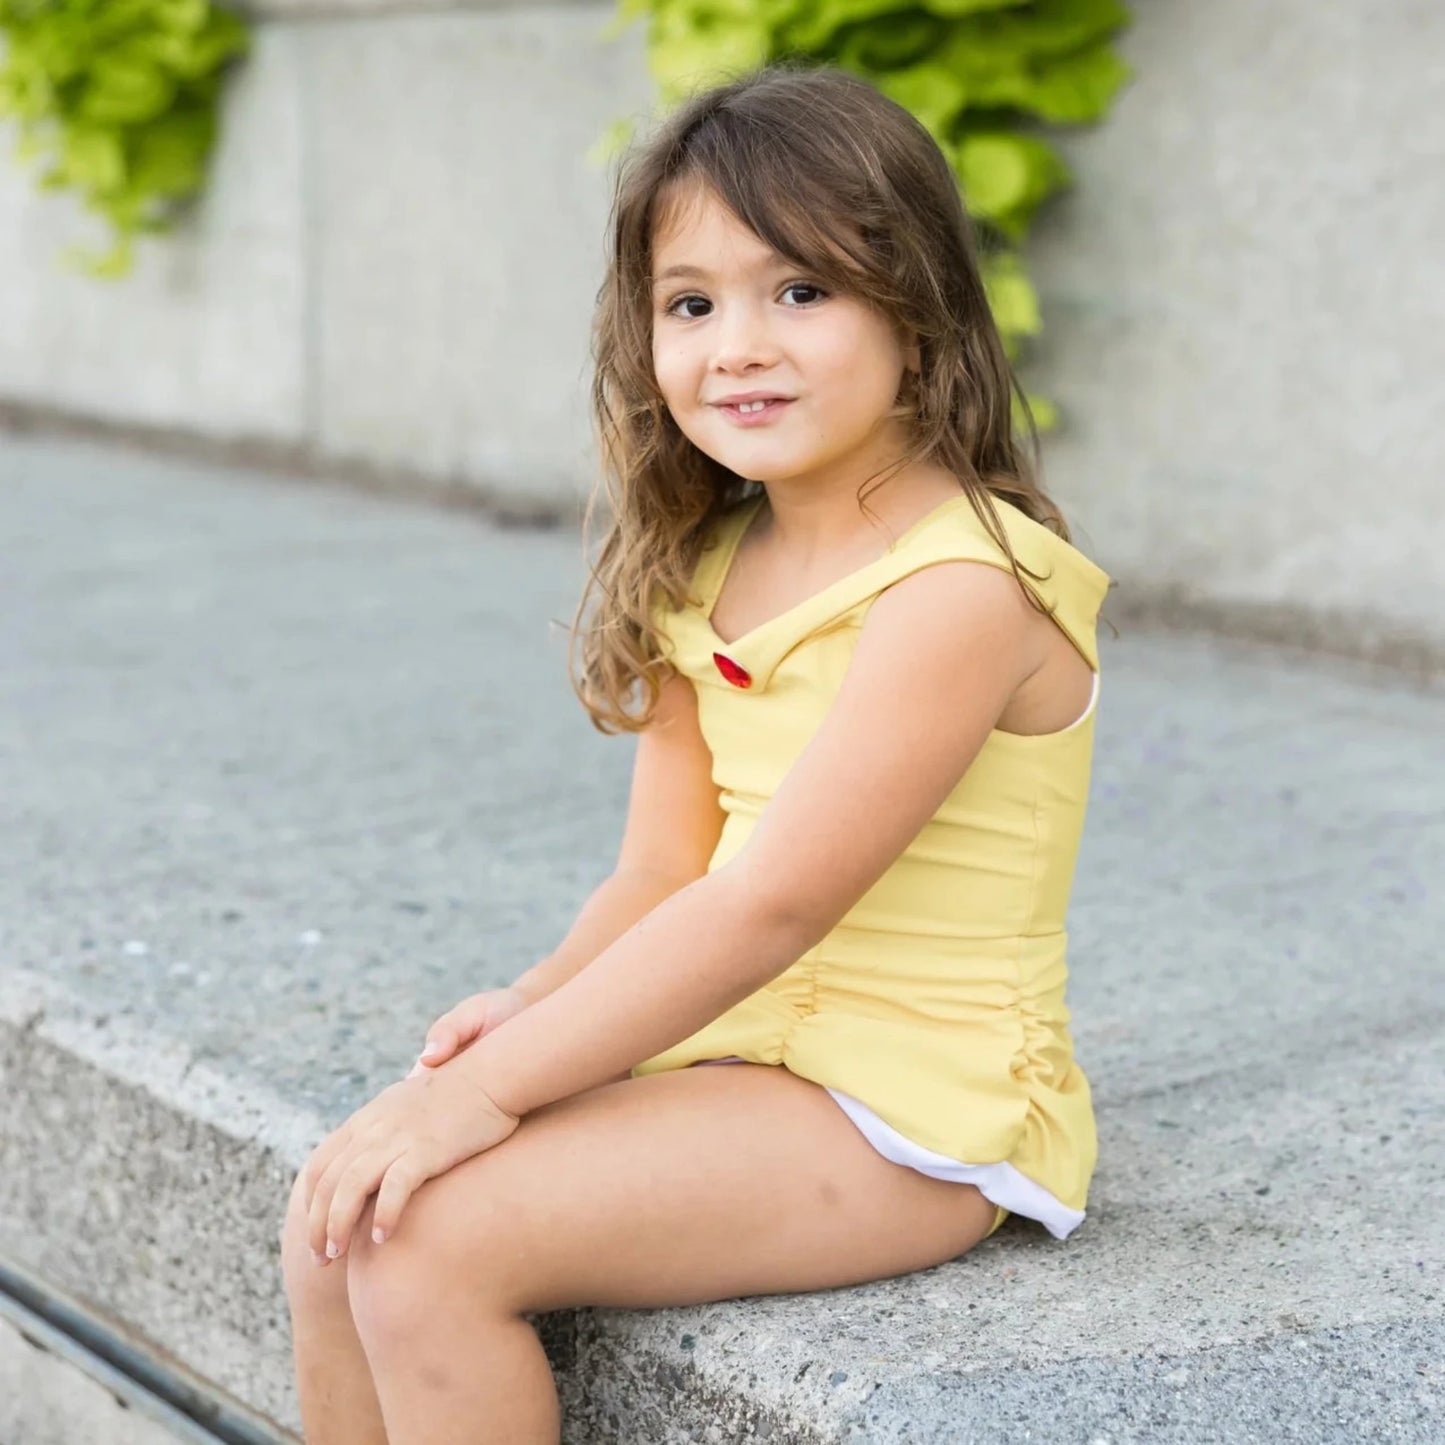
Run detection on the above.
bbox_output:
[653,151,877,298]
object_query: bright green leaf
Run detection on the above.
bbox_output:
[981,249,1041,337]
[1,0,252,278]
[153,0,211,35]
[129,107,213,196]
[1020,38,1131,121]
[1011,386,1057,432]
[60,123,126,193]
[924,0,1030,13]
[587,114,638,168]
[871,59,969,135]
[161,7,250,80]
[78,57,177,125]
[650,13,772,103]
[830,13,944,71]
[783,1,919,53]
[1021,390,1058,430]
[955,130,1070,239]
[62,233,135,280]
[941,0,1129,66]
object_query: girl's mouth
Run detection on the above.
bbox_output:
[717,398,793,426]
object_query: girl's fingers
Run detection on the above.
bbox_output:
[369,1155,427,1244]
[423,1013,470,1062]
[307,1141,366,1259]
[299,1124,353,1215]
[421,1002,491,1066]
[324,1146,403,1260]
[303,1085,398,1214]
[305,1170,336,1260]
[409,1034,458,1076]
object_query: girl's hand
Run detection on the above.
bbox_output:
[301,1061,520,1263]
[405,985,533,1078]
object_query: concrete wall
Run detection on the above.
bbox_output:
[1027,0,1443,667]
[0,0,646,508]
[1,0,1440,662]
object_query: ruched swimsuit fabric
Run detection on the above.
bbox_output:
[632,491,1111,1241]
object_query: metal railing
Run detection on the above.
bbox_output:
[0,1254,296,1445]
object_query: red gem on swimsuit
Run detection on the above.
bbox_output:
[713,652,752,688]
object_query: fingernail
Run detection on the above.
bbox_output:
[421,1042,440,1058]
[373,1227,386,1244]
[326,1240,340,1259]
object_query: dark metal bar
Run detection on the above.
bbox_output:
[0,1255,297,1445]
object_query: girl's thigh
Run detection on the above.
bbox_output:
[345,1061,999,1316]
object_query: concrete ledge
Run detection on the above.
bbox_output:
[3,432,1443,1441]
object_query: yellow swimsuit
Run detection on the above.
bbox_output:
[633,490,1111,1241]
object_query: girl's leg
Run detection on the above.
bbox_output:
[340,1063,1000,1445]
[280,1170,388,1445]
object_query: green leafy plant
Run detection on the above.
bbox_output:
[0,0,250,278]
[599,0,1133,428]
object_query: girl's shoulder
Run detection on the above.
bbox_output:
[920,491,1107,582]
[894,493,1112,672]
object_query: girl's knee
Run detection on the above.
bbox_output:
[346,1224,445,1350]
[347,1186,523,1344]
[280,1169,317,1255]
[280,1171,351,1308]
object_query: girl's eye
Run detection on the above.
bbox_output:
[781,282,827,306]
[661,282,828,319]
[665,294,711,320]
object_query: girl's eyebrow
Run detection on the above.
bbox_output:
[652,254,795,285]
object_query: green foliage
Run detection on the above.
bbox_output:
[599,0,1133,427]
[0,0,250,278]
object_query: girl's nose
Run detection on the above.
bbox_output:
[710,306,780,372]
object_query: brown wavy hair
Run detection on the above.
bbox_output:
[570,61,1074,735]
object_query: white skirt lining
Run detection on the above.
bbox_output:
[692,1057,1086,1241]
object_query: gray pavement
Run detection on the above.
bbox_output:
[1,431,1442,1443]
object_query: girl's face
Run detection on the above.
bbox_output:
[649,185,916,493]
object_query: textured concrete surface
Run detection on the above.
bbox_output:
[2,430,1442,1442]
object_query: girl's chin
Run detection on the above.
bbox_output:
[702,444,818,476]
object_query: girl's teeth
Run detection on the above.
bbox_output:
[738,400,770,412]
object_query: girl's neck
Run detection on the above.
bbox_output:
[752,465,965,562]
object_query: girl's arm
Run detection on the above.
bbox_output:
[504,668,728,1078]
[457,559,1047,1119]
[508,867,703,1006]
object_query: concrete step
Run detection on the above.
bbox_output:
[2,431,1441,1442]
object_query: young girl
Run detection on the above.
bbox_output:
[282,62,1110,1445]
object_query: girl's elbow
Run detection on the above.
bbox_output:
[716,856,835,955]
